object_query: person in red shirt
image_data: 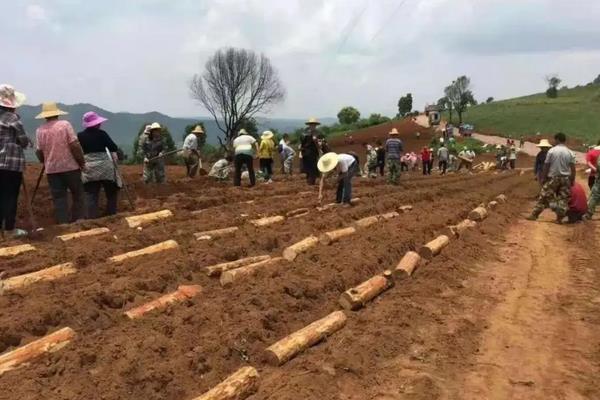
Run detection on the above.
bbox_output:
[566,182,588,223]
[585,142,600,189]
[421,146,431,175]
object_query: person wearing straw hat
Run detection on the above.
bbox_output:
[317,152,358,205]
[35,102,86,224]
[385,128,403,184]
[77,111,121,219]
[233,128,258,187]
[534,139,552,184]
[140,122,166,184]
[0,84,31,238]
[258,130,275,183]
[301,117,321,185]
[182,125,204,178]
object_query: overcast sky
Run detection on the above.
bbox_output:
[3,0,600,119]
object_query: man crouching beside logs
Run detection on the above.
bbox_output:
[317,152,358,206]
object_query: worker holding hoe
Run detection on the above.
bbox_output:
[182,125,204,178]
[317,152,358,206]
[141,122,166,184]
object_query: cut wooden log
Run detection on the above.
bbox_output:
[316,203,337,212]
[339,271,394,311]
[205,255,271,277]
[468,206,489,222]
[1,263,77,293]
[265,311,347,366]
[125,285,201,319]
[220,258,284,287]
[109,240,179,263]
[194,227,239,241]
[249,215,285,227]
[0,244,36,258]
[399,205,413,213]
[282,236,319,261]
[0,327,75,375]
[353,216,379,229]
[190,366,259,400]
[419,235,450,260]
[394,251,422,279]
[286,208,310,218]
[56,227,110,242]
[487,200,499,210]
[496,194,507,203]
[125,209,173,228]
[443,219,477,239]
[380,211,400,220]
[318,227,356,245]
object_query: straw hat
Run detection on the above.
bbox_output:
[82,111,107,128]
[191,125,204,134]
[0,84,26,108]
[536,139,552,148]
[261,130,274,140]
[389,128,399,136]
[238,128,248,136]
[317,152,339,173]
[35,102,68,119]
[305,117,320,126]
[149,122,161,130]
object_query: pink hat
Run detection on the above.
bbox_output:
[82,111,107,128]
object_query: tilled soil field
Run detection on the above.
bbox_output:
[0,164,536,400]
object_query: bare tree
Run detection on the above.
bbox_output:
[190,48,285,149]
[445,76,476,124]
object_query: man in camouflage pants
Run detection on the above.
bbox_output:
[140,123,166,184]
[527,132,576,223]
[385,128,403,185]
[585,156,600,220]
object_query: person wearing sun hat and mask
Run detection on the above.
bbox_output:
[77,111,121,218]
[35,102,86,224]
[182,125,204,178]
[141,122,166,184]
[0,84,32,238]
[534,139,552,184]
[258,130,276,183]
[317,152,358,205]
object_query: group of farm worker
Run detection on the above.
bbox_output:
[529,133,600,223]
[0,85,123,236]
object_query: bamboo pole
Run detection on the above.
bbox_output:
[125,209,173,228]
[194,227,239,241]
[124,285,201,319]
[1,263,77,293]
[394,251,422,279]
[318,227,357,245]
[190,366,259,400]
[109,240,179,263]
[419,235,450,260]
[0,244,36,258]
[205,255,271,277]
[265,311,347,366]
[339,271,394,310]
[220,258,284,287]
[282,236,319,261]
[56,227,110,242]
[0,327,75,375]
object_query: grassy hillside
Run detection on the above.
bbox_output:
[454,85,600,144]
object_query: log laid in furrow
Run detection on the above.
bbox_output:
[249,215,285,227]
[194,227,239,241]
[399,205,413,213]
[125,209,173,228]
[265,311,347,366]
[394,251,422,279]
[0,244,36,258]
[0,263,77,293]
[109,240,179,263]
[220,258,284,287]
[339,271,394,310]
[443,219,477,239]
[318,227,357,245]
[56,227,110,242]
[189,366,259,400]
[353,216,379,229]
[496,194,507,203]
[205,255,271,277]
[419,235,450,260]
[125,285,201,319]
[468,206,489,222]
[487,200,499,210]
[286,208,310,218]
[282,236,319,261]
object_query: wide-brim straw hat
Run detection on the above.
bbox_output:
[305,117,320,125]
[261,130,274,140]
[389,128,399,135]
[238,128,248,136]
[0,84,26,108]
[35,102,68,119]
[317,152,339,173]
[82,111,107,128]
[536,139,552,148]
[149,122,161,130]
[192,125,204,134]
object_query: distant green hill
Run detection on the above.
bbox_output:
[455,85,600,144]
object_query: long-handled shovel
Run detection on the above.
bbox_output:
[20,177,43,239]
[106,148,135,210]
[30,165,45,206]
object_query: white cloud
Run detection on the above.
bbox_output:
[25,4,48,24]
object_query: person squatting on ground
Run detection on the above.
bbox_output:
[258,130,275,183]
[364,144,378,178]
[385,128,403,184]
[534,139,552,184]
[585,141,600,190]
[585,152,600,220]
[318,152,358,205]
[0,84,30,238]
[565,182,587,223]
[208,155,232,181]
[35,102,86,224]
[233,128,258,187]
[140,122,166,184]
[528,132,576,223]
[77,111,121,219]
[437,144,449,175]
[301,117,321,185]
[280,136,295,175]
[421,146,431,175]
[182,125,204,178]
[375,140,385,176]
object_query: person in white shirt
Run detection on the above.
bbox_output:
[208,155,232,181]
[233,129,259,187]
[182,125,204,178]
[280,136,296,175]
[317,152,358,205]
[457,147,475,171]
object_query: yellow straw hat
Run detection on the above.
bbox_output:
[192,125,204,134]
[317,152,339,173]
[261,130,274,140]
[389,128,399,135]
[536,139,552,148]
[305,117,321,125]
[35,102,68,119]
